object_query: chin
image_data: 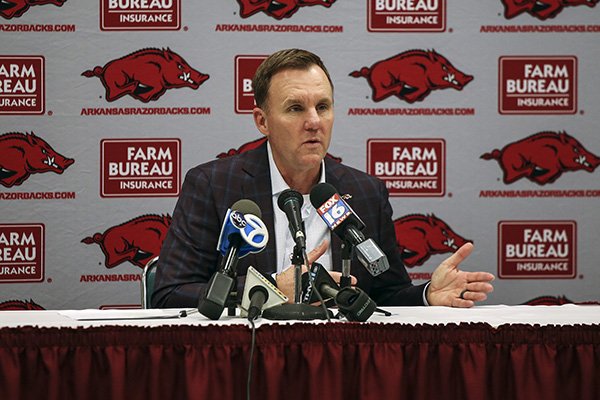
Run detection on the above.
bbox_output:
[299,153,325,168]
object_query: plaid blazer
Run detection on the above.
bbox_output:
[152,141,425,308]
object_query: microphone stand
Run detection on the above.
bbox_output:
[262,243,331,320]
[340,240,353,289]
[340,240,391,317]
[227,274,238,317]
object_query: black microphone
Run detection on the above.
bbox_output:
[198,200,268,320]
[277,189,306,250]
[302,263,376,322]
[241,266,288,321]
[310,183,389,276]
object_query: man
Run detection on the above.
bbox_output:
[152,49,494,309]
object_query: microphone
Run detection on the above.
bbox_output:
[310,183,389,276]
[198,200,269,320]
[302,263,376,322]
[277,189,306,249]
[241,266,288,321]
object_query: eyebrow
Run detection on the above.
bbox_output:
[282,96,333,108]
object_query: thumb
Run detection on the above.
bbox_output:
[307,239,329,264]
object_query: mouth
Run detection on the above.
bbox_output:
[444,238,458,250]
[43,156,62,171]
[443,73,472,88]
[303,138,323,148]
[575,155,592,168]
[180,72,209,88]
[43,156,73,172]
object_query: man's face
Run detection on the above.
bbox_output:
[253,65,334,176]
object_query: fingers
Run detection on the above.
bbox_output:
[458,289,488,303]
[465,271,495,283]
[307,239,329,264]
[465,281,494,294]
[441,242,474,269]
[328,271,358,286]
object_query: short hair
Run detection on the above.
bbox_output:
[252,48,334,110]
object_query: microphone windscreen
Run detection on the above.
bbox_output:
[240,266,288,317]
[309,182,337,209]
[231,199,262,218]
[277,189,304,211]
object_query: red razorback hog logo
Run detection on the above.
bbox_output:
[0,0,65,19]
[481,131,600,185]
[502,0,598,20]
[81,214,171,269]
[236,0,336,19]
[350,50,473,104]
[393,214,470,267]
[0,299,45,310]
[0,131,74,188]
[82,48,209,103]
[524,295,600,305]
[216,136,343,162]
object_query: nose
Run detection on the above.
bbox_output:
[303,108,321,131]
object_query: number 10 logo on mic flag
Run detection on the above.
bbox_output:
[317,193,352,230]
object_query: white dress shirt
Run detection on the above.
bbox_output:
[267,143,332,274]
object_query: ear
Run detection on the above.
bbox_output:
[27,132,39,146]
[252,107,269,137]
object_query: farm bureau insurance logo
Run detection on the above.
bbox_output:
[499,56,577,115]
[368,0,445,32]
[350,50,472,104]
[367,138,445,196]
[101,138,180,197]
[501,0,598,20]
[0,0,65,19]
[498,221,576,279]
[235,55,267,114]
[0,224,44,283]
[0,56,44,115]
[82,48,209,103]
[101,0,180,31]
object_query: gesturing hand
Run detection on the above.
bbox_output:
[276,239,330,302]
[426,243,495,307]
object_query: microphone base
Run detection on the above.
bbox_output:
[262,303,332,321]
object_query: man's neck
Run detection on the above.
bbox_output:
[281,168,321,194]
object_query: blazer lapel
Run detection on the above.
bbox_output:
[325,158,349,273]
[240,142,277,274]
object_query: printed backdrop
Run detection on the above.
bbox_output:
[1,0,599,310]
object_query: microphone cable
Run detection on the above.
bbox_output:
[303,250,331,323]
[246,318,258,400]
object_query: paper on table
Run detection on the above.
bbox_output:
[58,309,186,321]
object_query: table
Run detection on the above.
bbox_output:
[1,305,599,400]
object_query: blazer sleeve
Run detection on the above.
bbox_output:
[151,165,222,308]
[368,177,428,306]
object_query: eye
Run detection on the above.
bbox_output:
[442,230,448,236]
[442,65,448,71]
[177,64,183,70]
[573,147,579,153]
[317,103,330,112]
[42,149,47,154]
